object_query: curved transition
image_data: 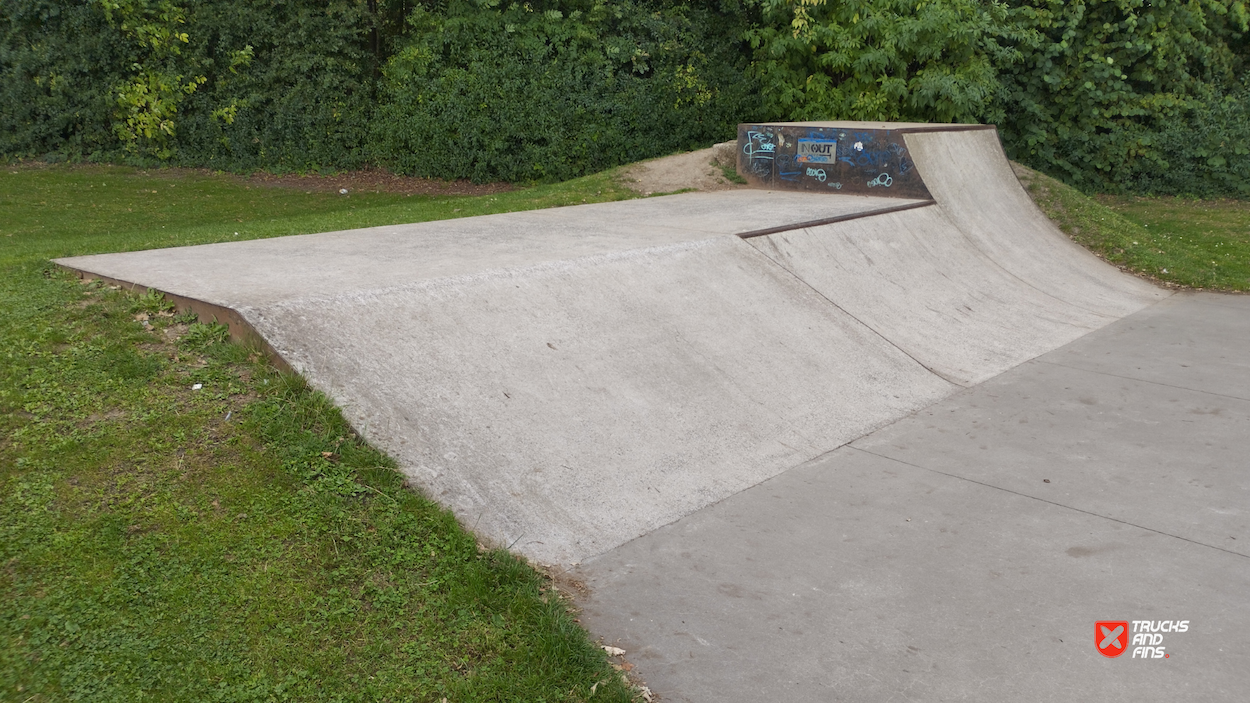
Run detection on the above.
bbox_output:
[55,125,1167,565]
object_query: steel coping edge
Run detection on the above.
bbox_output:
[736,198,937,240]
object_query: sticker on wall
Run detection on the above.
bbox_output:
[797,138,837,164]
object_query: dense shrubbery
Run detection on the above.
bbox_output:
[995,0,1250,196]
[751,0,1249,196]
[1,0,1247,194]
[1,0,755,180]
[373,0,758,182]
[1,1,128,158]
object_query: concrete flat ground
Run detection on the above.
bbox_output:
[575,291,1250,702]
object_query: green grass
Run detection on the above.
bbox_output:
[0,164,641,702]
[1014,164,1250,292]
[1097,195,1250,291]
[716,162,747,186]
[0,163,636,267]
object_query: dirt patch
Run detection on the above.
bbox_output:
[620,141,746,196]
[244,167,515,197]
[6,157,515,196]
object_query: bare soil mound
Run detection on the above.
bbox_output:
[619,141,745,196]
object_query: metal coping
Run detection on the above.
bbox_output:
[894,124,998,134]
[736,198,936,240]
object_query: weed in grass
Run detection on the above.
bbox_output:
[1,166,640,702]
[130,287,176,315]
[717,162,748,185]
[182,321,231,349]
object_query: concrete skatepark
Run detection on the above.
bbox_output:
[57,124,1248,700]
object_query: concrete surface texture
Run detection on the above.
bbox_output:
[58,126,1163,568]
[58,190,914,309]
[575,292,1249,701]
[252,238,954,562]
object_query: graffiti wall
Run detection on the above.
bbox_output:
[736,124,933,200]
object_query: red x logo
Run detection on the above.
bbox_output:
[1096,621,1129,658]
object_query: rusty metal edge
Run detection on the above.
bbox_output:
[737,199,937,240]
[894,124,998,134]
[56,263,294,374]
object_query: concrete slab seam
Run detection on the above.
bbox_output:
[846,445,1249,559]
[1180,294,1250,312]
[1034,358,1250,404]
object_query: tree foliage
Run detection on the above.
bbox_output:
[96,0,209,159]
[746,0,1016,123]
[996,0,1250,195]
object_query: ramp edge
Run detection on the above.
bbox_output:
[57,263,293,373]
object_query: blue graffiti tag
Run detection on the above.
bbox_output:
[776,154,801,182]
[888,143,914,175]
[827,182,843,189]
[743,131,777,161]
[837,132,913,175]
[805,167,827,182]
[867,173,893,188]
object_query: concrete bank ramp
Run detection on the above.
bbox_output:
[56,126,1166,565]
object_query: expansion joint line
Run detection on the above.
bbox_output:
[849,445,1249,560]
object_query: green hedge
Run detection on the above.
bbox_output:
[372,0,758,182]
[745,0,1012,124]
[172,0,383,171]
[1,1,129,158]
[2,0,1247,193]
[1,0,756,180]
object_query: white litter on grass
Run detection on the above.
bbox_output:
[192,383,203,390]
[602,645,626,657]
[340,188,349,195]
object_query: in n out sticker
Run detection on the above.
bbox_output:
[796,138,836,164]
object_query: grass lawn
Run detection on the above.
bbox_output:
[1014,164,1250,292]
[1,163,642,702]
